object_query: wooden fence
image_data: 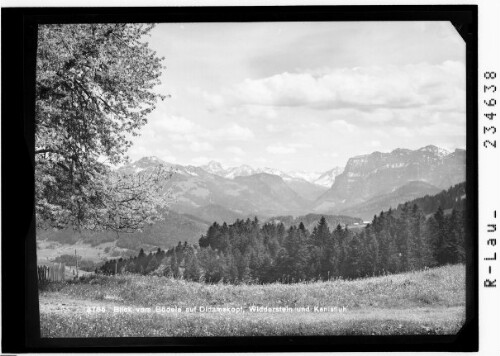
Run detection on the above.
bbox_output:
[38,263,66,283]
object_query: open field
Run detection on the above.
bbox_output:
[39,264,465,337]
[37,240,129,263]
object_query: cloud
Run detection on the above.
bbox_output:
[244,105,278,119]
[266,144,296,154]
[205,61,465,114]
[229,156,243,164]
[392,127,413,138]
[190,156,212,166]
[330,119,356,133]
[154,115,198,134]
[300,122,321,129]
[203,92,225,111]
[214,124,254,140]
[291,143,313,149]
[266,124,277,132]
[189,141,214,152]
[151,116,254,152]
[254,157,270,165]
[226,146,245,155]
[265,142,312,155]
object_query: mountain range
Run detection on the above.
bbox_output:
[201,160,341,188]
[119,144,465,220]
[121,158,332,215]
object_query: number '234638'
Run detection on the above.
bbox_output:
[484,71,496,148]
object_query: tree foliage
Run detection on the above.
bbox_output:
[35,23,170,231]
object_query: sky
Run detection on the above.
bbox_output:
[127,21,466,173]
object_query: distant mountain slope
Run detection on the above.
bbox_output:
[284,179,329,201]
[114,210,209,250]
[314,145,465,213]
[233,173,309,215]
[338,181,442,220]
[37,210,210,251]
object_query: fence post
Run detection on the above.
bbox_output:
[75,249,79,278]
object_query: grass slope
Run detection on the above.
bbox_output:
[39,264,465,337]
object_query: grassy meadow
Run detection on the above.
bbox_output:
[39,264,466,337]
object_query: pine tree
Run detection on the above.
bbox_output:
[330,224,344,278]
[429,207,447,265]
[184,249,201,281]
[395,203,412,271]
[258,252,273,283]
[295,225,310,281]
[364,229,380,276]
[338,226,352,277]
[225,252,240,283]
[275,248,290,283]
[311,217,331,279]
[170,252,180,278]
[345,233,364,279]
[238,252,252,283]
[161,262,173,278]
[443,209,464,264]
[145,255,159,274]
[277,223,286,246]
[456,209,467,263]
[386,236,401,273]
[314,217,331,247]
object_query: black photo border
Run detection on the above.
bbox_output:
[1,4,478,353]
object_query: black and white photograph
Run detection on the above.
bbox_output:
[31,17,471,339]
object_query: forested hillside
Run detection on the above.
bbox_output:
[395,182,466,216]
[100,183,467,283]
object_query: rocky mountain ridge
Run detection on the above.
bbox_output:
[313,145,465,213]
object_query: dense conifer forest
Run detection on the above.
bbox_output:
[100,183,466,283]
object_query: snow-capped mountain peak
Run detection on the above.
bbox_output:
[198,162,342,185]
[224,165,255,179]
[201,160,227,176]
[418,145,450,158]
[313,167,344,188]
[287,170,323,182]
